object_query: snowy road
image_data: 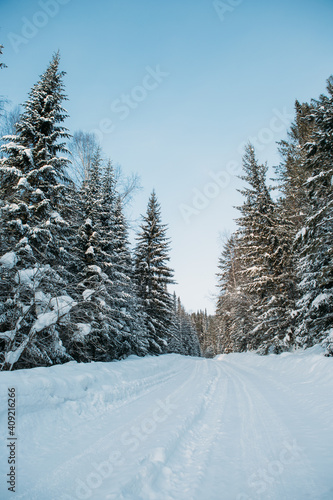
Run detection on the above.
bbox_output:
[1,349,333,499]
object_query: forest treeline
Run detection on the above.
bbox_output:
[211,76,333,356]
[0,50,200,370]
[1,46,332,367]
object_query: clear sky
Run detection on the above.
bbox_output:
[1,0,333,313]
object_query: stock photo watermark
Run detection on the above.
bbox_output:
[213,0,244,22]
[179,107,293,224]
[8,0,71,53]
[90,65,170,143]
[60,395,177,500]
[6,387,17,494]
[179,163,239,224]
[237,108,293,153]
[236,439,304,499]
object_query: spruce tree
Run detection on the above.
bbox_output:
[134,191,175,354]
[216,234,250,352]
[191,310,216,356]
[270,101,317,351]
[233,145,273,350]
[176,297,201,356]
[276,100,316,232]
[112,193,149,357]
[294,77,333,354]
[214,78,333,356]
[69,157,149,362]
[167,294,201,356]
[69,151,125,362]
[167,293,183,354]
[233,144,293,353]
[0,53,76,370]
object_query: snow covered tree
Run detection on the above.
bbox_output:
[216,233,251,353]
[134,191,175,354]
[276,100,316,232]
[0,52,76,370]
[176,297,201,356]
[161,292,181,354]
[232,145,274,350]
[167,294,201,356]
[231,144,294,353]
[271,100,317,348]
[112,192,149,357]
[191,310,217,356]
[68,157,149,362]
[294,77,333,354]
[68,151,126,362]
[214,77,333,356]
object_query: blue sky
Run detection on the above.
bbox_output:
[1,0,333,313]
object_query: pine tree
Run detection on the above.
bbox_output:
[191,310,217,356]
[69,151,125,362]
[233,144,293,353]
[214,77,333,356]
[112,193,149,357]
[0,53,76,370]
[68,157,149,362]
[294,77,333,354]
[134,191,175,354]
[167,295,201,356]
[167,293,183,354]
[233,145,273,350]
[216,234,250,352]
[176,298,201,356]
[276,100,316,232]
[270,100,317,352]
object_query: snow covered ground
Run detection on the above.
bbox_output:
[1,347,333,500]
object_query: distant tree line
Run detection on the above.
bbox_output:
[0,50,200,370]
[215,77,333,356]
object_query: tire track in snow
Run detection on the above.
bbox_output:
[118,362,229,500]
[10,355,332,500]
[224,357,333,432]
[18,359,204,500]
[14,360,195,500]
[219,360,320,500]
[192,362,258,500]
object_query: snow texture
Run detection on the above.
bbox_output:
[74,323,92,341]
[0,251,18,269]
[0,348,332,499]
[33,296,76,332]
[82,289,95,301]
[14,267,48,286]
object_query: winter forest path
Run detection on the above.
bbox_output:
[0,350,333,499]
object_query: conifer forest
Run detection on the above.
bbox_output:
[0,45,332,371]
